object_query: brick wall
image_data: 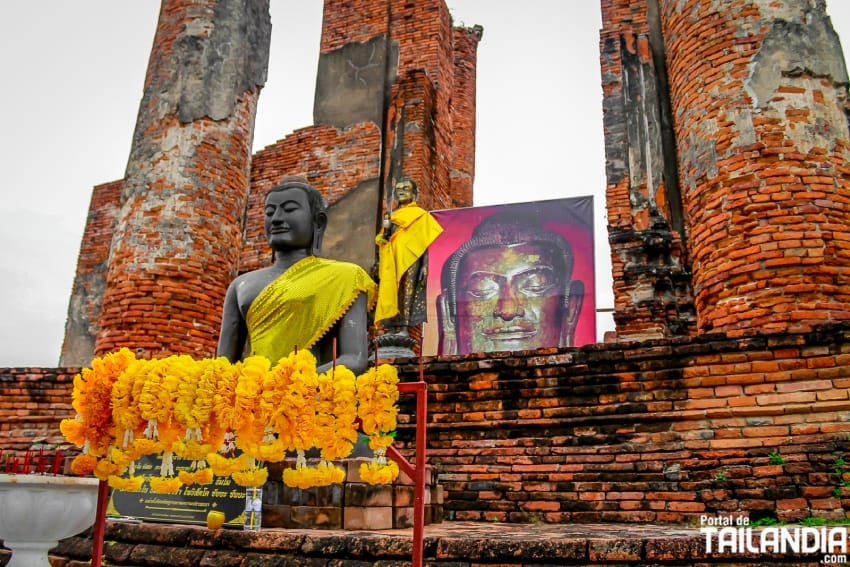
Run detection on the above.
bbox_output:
[391,321,850,524]
[0,368,76,458]
[448,25,483,209]
[660,0,850,336]
[316,0,475,212]
[600,1,697,342]
[6,323,850,524]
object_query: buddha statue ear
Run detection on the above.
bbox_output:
[311,211,328,256]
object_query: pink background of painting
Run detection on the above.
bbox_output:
[423,196,596,356]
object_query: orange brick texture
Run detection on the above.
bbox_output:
[92,1,271,358]
[0,368,76,457]
[601,1,697,342]
[319,0,462,210]
[391,321,850,524]
[602,0,850,341]
[660,0,850,336]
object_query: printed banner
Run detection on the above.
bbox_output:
[424,196,595,356]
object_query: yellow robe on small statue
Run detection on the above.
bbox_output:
[375,202,443,323]
[246,256,376,362]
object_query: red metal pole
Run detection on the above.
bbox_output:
[384,340,427,567]
[90,479,108,567]
[413,381,426,567]
[388,381,427,567]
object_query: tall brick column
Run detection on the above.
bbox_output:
[600,0,697,341]
[660,0,850,335]
[95,0,271,356]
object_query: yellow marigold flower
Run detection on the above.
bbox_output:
[315,460,345,486]
[149,476,183,494]
[191,358,224,431]
[256,439,287,463]
[356,364,400,438]
[232,467,268,488]
[359,459,399,485]
[262,354,294,423]
[112,359,145,440]
[108,475,145,492]
[178,468,214,486]
[193,467,214,485]
[173,440,211,462]
[283,467,316,490]
[214,360,241,429]
[131,438,162,456]
[207,453,247,476]
[235,356,269,426]
[138,360,165,424]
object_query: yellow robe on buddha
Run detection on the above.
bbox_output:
[375,203,443,323]
[246,256,376,363]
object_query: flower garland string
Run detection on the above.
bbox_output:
[62,350,402,492]
[60,347,136,476]
[355,364,401,484]
[172,357,218,487]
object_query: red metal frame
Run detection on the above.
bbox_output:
[91,480,108,567]
[387,379,428,567]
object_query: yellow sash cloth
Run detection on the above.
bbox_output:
[375,203,443,322]
[246,256,376,362]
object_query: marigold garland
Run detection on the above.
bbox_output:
[178,467,214,486]
[359,459,400,485]
[108,475,145,492]
[61,347,135,459]
[355,364,401,484]
[149,476,182,494]
[62,350,402,492]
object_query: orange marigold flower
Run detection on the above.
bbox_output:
[70,454,98,476]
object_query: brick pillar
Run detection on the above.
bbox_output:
[449,25,483,209]
[660,0,850,335]
[600,0,697,341]
[95,0,271,356]
[60,181,122,366]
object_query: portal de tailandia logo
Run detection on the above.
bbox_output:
[701,515,849,564]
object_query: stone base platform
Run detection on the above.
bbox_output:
[1,520,837,566]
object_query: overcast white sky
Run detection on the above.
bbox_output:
[1,1,849,367]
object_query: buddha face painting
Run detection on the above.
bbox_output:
[455,242,565,353]
[437,213,584,356]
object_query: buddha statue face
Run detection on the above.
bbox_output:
[394,178,417,207]
[264,187,316,252]
[263,177,328,257]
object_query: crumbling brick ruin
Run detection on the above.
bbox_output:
[59,0,481,365]
[4,0,850,541]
